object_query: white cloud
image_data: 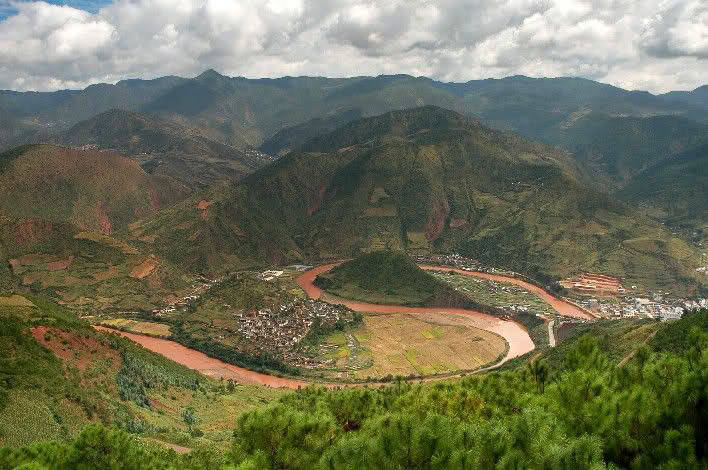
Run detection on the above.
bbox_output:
[0,0,705,93]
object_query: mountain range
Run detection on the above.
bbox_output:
[0,71,706,302]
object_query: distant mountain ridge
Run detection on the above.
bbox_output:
[55,109,276,189]
[2,71,707,153]
[131,106,704,293]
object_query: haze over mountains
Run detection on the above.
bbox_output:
[0,70,707,300]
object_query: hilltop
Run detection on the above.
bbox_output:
[134,106,704,293]
[314,251,469,306]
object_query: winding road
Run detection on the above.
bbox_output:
[97,263,591,389]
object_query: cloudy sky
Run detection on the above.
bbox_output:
[0,0,706,93]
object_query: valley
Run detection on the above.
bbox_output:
[1,69,707,468]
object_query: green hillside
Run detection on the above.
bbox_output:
[3,72,707,157]
[544,113,708,188]
[619,142,708,230]
[0,144,199,313]
[57,109,275,189]
[0,144,188,234]
[1,311,707,469]
[314,251,467,306]
[135,106,704,293]
[0,294,281,450]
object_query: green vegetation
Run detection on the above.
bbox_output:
[651,308,708,355]
[314,251,460,306]
[546,113,708,188]
[2,311,707,468]
[619,142,708,232]
[431,271,556,315]
[135,106,704,293]
[0,295,283,449]
[542,318,664,372]
[58,109,272,189]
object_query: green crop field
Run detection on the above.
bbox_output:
[432,271,556,315]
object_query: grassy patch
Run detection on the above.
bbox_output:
[328,312,506,380]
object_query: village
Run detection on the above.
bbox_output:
[145,266,356,369]
[230,296,355,368]
[417,253,706,322]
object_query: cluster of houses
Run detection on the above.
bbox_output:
[231,297,356,368]
[152,275,226,316]
[578,295,706,321]
[416,254,520,276]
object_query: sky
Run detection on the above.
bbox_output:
[0,0,706,93]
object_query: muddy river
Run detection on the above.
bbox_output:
[95,263,588,388]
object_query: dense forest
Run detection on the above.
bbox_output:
[2,309,706,469]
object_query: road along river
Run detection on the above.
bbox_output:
[94,264,588,389]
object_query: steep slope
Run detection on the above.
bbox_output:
[618,143,708,229]
[543,113,708,188]
[0,294,280,449]
[58,109,276,188]
[0,144,187,235]
[134,106,704,293]
[0,144,196,312]
[259,108,363,156]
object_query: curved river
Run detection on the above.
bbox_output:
[97,264,591,389]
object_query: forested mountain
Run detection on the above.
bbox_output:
[661,84,708,109]
[619,142,708,229]
[57,109,276,188]
[541,113,708,189]
[131,106,703,292]
[2,71,707,163]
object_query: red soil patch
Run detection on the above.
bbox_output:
[13,218,53,249]
[47,256,74,271]
[308,184,328,217]
[560,272,623,295]
[96,201,113,235]
[130,256,158,279]
[424,199,449,242]
[196,200,212,220]
[196,200,212,210]
[31,327,121,373]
